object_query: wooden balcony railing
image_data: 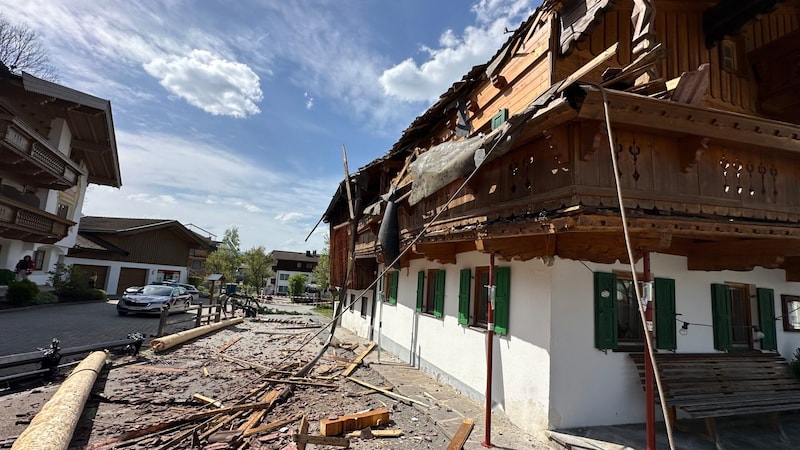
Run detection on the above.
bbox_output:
[0,195,75,244]
[0,115,84,190]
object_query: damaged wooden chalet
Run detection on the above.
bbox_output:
[323,0,800,438]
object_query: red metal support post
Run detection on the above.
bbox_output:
[482,254,496,448]
[643,252,655,450]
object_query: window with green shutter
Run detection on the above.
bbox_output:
[757,288,777,351]
[711,283,733,351]
[433,269,446,318]
[594,272,618,350]
[416,270,424,312]
[493,266,510,335]
[654,278,677,350]
[458,269,471,325]
[386,271,398,305]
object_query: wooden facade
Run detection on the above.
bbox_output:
[326,0,800,281]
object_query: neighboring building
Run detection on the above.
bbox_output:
[65,216,214,294]
[267,250,319,295]
[0,63,121,285]
[323,0,800,438]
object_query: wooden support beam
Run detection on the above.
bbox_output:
[476,235,553,261]
[341,342,376,377]
[298,415,351,449]
[446,419,475,450]
[320,408,391,436]
[784,256,800,282]
[687,238,800,271]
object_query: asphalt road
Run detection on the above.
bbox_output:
[0,300,185,357]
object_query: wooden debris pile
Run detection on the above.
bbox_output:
[56,315,447,450]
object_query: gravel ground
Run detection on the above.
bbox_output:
[0,307,449,449]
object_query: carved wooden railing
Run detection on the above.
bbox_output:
[0,195,75,244]
[0,115,83,189]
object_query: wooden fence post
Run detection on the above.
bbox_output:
[195,305,202,328]
[157,307,169,337]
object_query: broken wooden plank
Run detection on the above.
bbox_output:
[320,408,390,436]
[243,412,303,437]
[347,377,429,408]
[446,419,474,450]
[346,428,403,438]
[193,393,223,408]
[347,386,394,397]
[261,377,338,388]
[127,364,188,373]
[238,389,281,432]
[297,415,350,450]
[187,401,275,421]
[216,336,242,353]
[341,341,376,377]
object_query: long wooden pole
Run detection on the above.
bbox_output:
[482,254,496,448]
[12,351,108,450]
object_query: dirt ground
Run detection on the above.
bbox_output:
[0,307,450,449]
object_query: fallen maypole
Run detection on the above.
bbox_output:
[12,351,108,450]
[150,317,244,352]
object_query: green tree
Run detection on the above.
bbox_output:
[241,246,275,294]
[288,274,308,298]
[311,235,330,293]
[205,227,241,282]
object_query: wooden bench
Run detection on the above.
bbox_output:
[629,352,800,441]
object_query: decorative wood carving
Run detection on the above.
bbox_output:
[687,239,800,271]
[631,0,656,56]
[476,235,554,262]
[783,256,800,282]
[679,136,709,173]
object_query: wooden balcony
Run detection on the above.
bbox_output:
[0,115,85,190]
[750,28,800,123]
[0,195,75,244]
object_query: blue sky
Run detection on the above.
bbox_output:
[2,0,539,252]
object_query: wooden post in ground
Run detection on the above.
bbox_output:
[158,306,169,336]
[195,305,202,327]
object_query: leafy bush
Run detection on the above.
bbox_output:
[6,280,40,305]
[188,276,203,287]
[34,291,59,305]
[48,262,96,302]
[791,348,800,381]
[0,269,14,286]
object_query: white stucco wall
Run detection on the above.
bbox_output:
[336,250,800,435]
[548,253,800,429]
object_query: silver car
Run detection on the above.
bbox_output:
[117,285,193,315]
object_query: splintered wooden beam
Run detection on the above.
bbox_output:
[346,377,429,408]
[446,419,475,450]
[297,415,350,450]
[216,336,242,353]
[340,342,376,377]
[320,408,391,436]
[346,428,403,438]
[192,393,222,408]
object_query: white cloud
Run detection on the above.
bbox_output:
[379,0,536,103]
[81,130,336,252]
[143,50,262,118]
[275,212,308,224]
[304,92,314,110]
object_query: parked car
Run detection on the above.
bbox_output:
[169,283,200,302]
[116,285,193,315]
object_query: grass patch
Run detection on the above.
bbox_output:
[313,304,334,317]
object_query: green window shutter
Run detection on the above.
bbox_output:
[594,272,618,350]
[433,270,446,317]
[388,272,398,305]
[458,269,471,325]
[493,267,511,335]
[654,278,677,350]
[416,270,425,312]
[757,287,778,351]
[711,284,732,351]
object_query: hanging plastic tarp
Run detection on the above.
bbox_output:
[378,189,400,269]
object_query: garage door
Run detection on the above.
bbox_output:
[72,264,109,291]
[116,268,148,295]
